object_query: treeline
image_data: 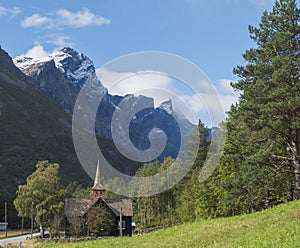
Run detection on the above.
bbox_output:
[129,0,300,229]
[128,121,212,228]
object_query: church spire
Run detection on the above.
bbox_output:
[92,160,105,197]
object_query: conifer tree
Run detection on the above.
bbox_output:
[231,0,300,199]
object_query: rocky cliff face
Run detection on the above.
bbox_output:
[14,47,195,163]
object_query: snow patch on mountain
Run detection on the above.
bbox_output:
[158,99,173,115]
[14,47,96,88]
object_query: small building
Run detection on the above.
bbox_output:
[64,161,133,236]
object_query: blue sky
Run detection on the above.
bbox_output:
[0,0,276,125]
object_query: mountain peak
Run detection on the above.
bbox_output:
[58,47,83,61]
[60,47,76,54]
[14,47,96,89]
[158,99,173,115]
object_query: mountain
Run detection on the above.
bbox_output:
[0,46,196,228]
[0,46,96,227]
[14,47,102,112]
[0,46,92,183]
[14,47,195,166]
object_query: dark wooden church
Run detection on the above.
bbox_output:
[65,161,133,236]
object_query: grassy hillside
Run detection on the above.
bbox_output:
[42,200,300,248]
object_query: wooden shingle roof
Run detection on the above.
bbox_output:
[65,197,133,218]
[65,198,92,217]
[105,198,133,217]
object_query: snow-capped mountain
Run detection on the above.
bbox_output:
[14,47,107,112]
[14,47,96,89]
[14,47,195,166]
[158,99,173,115]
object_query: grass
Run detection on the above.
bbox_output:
[40,200,300,248]
[1,240,39,248]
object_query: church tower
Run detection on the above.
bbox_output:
[92,160,105,198]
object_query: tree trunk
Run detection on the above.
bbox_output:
[291,129,300,200]
[287,181,293,202]
[293,154,300,199]
[40,225,45,238]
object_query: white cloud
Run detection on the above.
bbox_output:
[16,35,74,62]
[97,68,172,97]
[96,68,240,126]
[0,6,20,17]
[180,94,205,114]
[179,79,240,125]
[96,68,134,90]
[97,68,182,108]
[196,79,217,94]
[179,92,236,126]
[21,8,110,29]
[217,79,240,111]
[217,79,238,95]
[21,13,52,28]
[220,94,240,111]
[112,72,172,96]
[56,8,111,27]
[23,44,50,58]
[169,92,222,126]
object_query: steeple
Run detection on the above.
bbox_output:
[92,160,105,198]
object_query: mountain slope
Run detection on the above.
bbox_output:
[0,46,144,193]
[42,200,300,248]
[0,47,92,227]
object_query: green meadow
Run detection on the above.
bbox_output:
[41,200,300,248]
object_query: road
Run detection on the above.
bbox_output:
[0,232,40,246]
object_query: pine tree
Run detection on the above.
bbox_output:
[231,0,300,199]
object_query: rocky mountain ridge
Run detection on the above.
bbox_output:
[14,47,195,163]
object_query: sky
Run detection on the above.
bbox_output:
[0,0,277,126]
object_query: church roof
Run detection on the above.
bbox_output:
[65,197,133,218]
[65,160,133,219]
[65,198,92,217]
[104,198,133,217]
